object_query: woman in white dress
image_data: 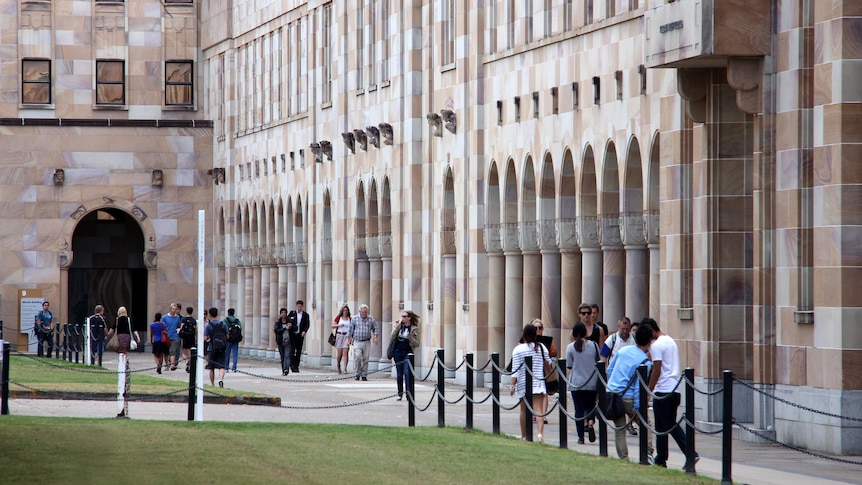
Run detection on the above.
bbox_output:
[509,323,552,442]
[331,305,353,374]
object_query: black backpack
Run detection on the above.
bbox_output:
[180,316,196,338]
[210,321,227,352]
[226,316,242,343]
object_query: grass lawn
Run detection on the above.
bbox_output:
[5,354,266,398]
[0,416,716,485]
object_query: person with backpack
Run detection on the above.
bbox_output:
[179,307,198,372]
[204,307,228,387]
[224,308,243,373]
[35,301,55,357]
[601,316,639,436]
[605,324,654,462]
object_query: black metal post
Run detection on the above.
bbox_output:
[1,341,10,415]
[684,367,696,474]
[557,357,567,449]
[62,324,70,361]
[408,353,416,427]
[524,356,533,442]
[722,370,733,485]
[491,352,500,435]
[596,360,608,457]
[436,349,445,428]
[187,347,197,421]
[466,353,473,431]
[638,364,650,465]
[74,324,82,364]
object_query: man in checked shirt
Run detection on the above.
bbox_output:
[348,304,379,381]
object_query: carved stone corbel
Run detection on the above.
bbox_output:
[426,113,442,137]
[319,140,333,160]
[379,123,393,145]
[353,129,368,151]
[727,57,763,114]
[440,109,456,133]
[366,126,380,148]
[341,132,355,154]
[677,69,709,123]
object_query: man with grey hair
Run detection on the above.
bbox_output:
[348,304,378,381]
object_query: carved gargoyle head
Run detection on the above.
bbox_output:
[353,129,368,151]
[426,113,442,137]
[320,140,332,160]
[366,126,380,148]
[379,123,393,145]
[310,142,323,163]
[440,109,456,133]
[342,132,355,154]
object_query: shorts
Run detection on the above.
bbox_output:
[181,335,195,349]
[152,341,170,355]
[205,349,226,369]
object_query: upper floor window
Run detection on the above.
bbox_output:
[442,0,455,65]
[165,61,193,106]
[22,59,51,104]
[96,60,125,105]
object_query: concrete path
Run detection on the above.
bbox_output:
[6,352,861,485]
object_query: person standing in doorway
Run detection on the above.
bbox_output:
[331,305,352,374]
[348,304,378,381]
[286,300,311,373]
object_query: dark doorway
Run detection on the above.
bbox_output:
[68,208,148,342]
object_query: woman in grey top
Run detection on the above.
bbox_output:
[566,322,601,444]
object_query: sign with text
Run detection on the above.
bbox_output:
[19,289,43,353]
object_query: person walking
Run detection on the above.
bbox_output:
[606,324,655,461]
[643,317,699,469]
[577,302,603,346]
[348,304,378,381]
[224,308,242,372]
[390,310,420,401]
[274,308,290,376]
[114,306,139,419]
[178,307,197,372]
[161,303,182,371]
[35,301,54,357]
[601,316,639,436]
[509,323,552,443]
[204,307,228,388]
[149,312,168,374]
[331,305,352,374]
[89,304,108,365]
[565,322,601,444]
[286,300,311,373]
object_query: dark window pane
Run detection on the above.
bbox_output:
[22,59,51,104]
[97,62,124,83]
[96,60,125,105]
[166,85,192,105]
[23,60,50,82]
[165,61,193,106]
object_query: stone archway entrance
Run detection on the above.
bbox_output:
[67,208,148,337]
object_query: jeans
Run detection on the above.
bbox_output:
[225,342,239,371]
[90,336,106,364]
[570,389,597,440]
[653,391,688,464]
[393,349,412,396]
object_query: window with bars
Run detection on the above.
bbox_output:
[165,61,193,106]
[22,59,51,104]
[96,60,125,105]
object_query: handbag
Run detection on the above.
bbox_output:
[161,326,171,347]
[543,351,559,394]
[327,332,336,346]
[386,338,397,360]
[129,335,138,351]
[603,391,625,420]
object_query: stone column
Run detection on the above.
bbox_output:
[621,212,649,321]
[503,223,523,362]
[539,219,561,347]
[578,216,602,306]
[368,235,382,366]
[643,211,660,318]
[260,263,272,351]
[521,220,542,326]
[236,262,247,356]
[295,242,309,365]
[558,219,582,332]
[252,262,262,352]
[600,215,625,333]
[485,224,506,381]
[379,233,393,367]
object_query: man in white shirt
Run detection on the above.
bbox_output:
[644,317,698,470]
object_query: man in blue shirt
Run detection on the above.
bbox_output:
[606,324,654,461]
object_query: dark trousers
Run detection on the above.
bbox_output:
[37,331,53,357]
[653,391,687,464]
[393,349,412,396]
[277,339,288,373]
[571,389,598,440]
[288,333,304,370]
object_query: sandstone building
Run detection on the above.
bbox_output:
[2,0,859,454]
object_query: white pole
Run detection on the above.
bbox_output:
[196,209,205,421]
[84,317,92,366]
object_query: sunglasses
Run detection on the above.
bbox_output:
[579,311,591,315]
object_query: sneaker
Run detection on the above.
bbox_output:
[283,370,289,376]
[577,438,585,444]
[355,375,360,380]
[361,376,368,381]
[652,456,667,468]
[396,395,403,401]
[587,424,596,443]
[626,423,638,436]
[156,366,162,374]
[537,434,543,444]
[682,454,700,470]
[218,380,224,388]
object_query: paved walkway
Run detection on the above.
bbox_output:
[6,352,861,484]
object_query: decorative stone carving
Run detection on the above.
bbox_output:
[295,241,307,263]
[353,129,367,151]
[677,69,708,123]
[131,205,147,221]
[366,235,380,258]
[537,219,557,250]
[440,109,456,133]
[483,224,502,253]
[53,169,65,186]
[144,250,157,269]
[341,132,355,154]
[620,212,646,246]
[379,123,393,145]
[441,227,456,255]
[728,56,763,115]
[556,218,578,250]
[366,126,380,148]
[319,140,333,160]
[59,250,72,268]
[71,205,87,220]
[576,216,600,248]
[354,236,367,259]
[426,113,442,137]
[284,242,296,264]
[309,142,323,163]
[275,245,286,264]
[643,211,660,245]
[152,169,164,187]
[598,214,622,247]
[259,246,271,265]
[520,220,539,252]
[234,250,244,266]
[378,233,392,258]
[502,223,521,252]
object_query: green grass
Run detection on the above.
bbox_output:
[0,417,716,485]
[6,354,263,397]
